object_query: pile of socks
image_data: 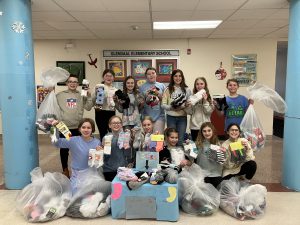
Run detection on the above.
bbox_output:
[208,145,226,164]
[183,140,198,159]
[117,167,138,181]
[126,172,149,190]
[88,149,104,168]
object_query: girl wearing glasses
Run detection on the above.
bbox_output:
[221,123,257,182]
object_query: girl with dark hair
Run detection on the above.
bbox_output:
[222,123,257,181]
[114,76,144,129]
[162,69,192,146]
[94,69,117,140]
[186,77,214,141]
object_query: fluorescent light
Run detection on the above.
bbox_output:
[153,21,222,30]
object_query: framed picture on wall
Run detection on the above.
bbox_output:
[156,59,177,82]
[131,60,152,80]
[56,61,85,85]
[105,59,127,81]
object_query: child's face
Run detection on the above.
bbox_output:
[67,77,79,91]
[146,69,157,83]
[195,79,205,91]
[227,125,240,140]
[202,126,213,140]
[126,78,135,92]
[227,81,239,94]
[103,72,114,85]
[173,72,183,86]
[167,132,179,147]
[79,122,93,138]
[109,118,122,132]
[142,119,153,134]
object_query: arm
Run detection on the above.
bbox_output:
[54,137,72,149]
[202,100,215,114]
[161,88,172,111]
[83,92,94,111]
[241,138,255,161]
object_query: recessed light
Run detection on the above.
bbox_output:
[153,21,222,30]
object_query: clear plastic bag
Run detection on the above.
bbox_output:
[240,105,265,150]
[247,82,287,113]
[66,168,112,218]
[36,91,61,133]
[16,167,72,222]
[41,67,70,88]
[178,164,220,216]
[219,177,267,220]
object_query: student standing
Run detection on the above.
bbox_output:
[162,69,192,145]
[56,74,93,177]
[139,67,166,134]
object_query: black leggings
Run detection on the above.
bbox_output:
[95,110,115,140]
[204,176,223,188]
[60,128,80,170]
[190,129,200,141]
[223,160,257,180]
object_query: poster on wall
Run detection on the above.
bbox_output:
[56,61,85,85]
[156,59,177,82]
[105,59,127,81]
[131,60,152,80]
[231,54,257,86]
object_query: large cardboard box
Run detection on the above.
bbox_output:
[111,176,179,221]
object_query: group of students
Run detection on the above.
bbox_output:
[53,66,257,189]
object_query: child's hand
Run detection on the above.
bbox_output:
[154,131,159,135]
[249,98,254,105]
[241,140,248,149]
[96,146,104,151]
[180,159,189,167]
[51,120,59,126]
[185,100,192,107]
[202,92,208,100]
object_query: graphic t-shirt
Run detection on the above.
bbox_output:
[225,95,248,130]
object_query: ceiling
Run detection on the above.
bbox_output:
[31,0,290,40]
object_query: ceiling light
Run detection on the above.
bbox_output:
[153,21,222,30]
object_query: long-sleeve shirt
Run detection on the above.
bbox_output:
[196,140,223,177]
[56,90,93,129]
[162,86,192,117]
[185,100,214,130]
[55,136,101,170]
[221,138,255,177]
[139,81,166,121]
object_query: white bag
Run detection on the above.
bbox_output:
[41,67,70,88]
[247,82,287,113]
[240,105,265,150]
[16,167,72,222]
[36,91,61,133]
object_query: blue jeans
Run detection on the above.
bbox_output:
[166,115,187,146]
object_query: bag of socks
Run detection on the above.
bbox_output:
[95,84,105,110]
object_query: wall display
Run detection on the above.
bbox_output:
[103,50,179,57]
[36,85,50,108]
[131,60,152,80]
[156,59,177,82]
[56,61,85,85]
[137,79,147,87]
[105,59,127,81]
[231,54,257,86]
[215,62,227,80]
[114,81,124,91]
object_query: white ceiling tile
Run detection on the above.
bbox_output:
[242,0,288,9]
[54,0,106,11]
[242,27,279,35]
[151,0,200,11]
[267,9,289,19]
[235,33,264,38]
[82,22,151,30]
[31,0,62,11]
[182,29,212,36]
[218,20,260,29]
[101,0,149,11]
[229,9,279,20]
[46,22,86,30]
[70,12,113,22]
[32,11,76,22]
[153,30,185,36]
[264,26,288,38]
[191,10,235,20]
[254,19,288,28]
[196,0,247,10]
[209,34,242,38]
[111,12,150,22]
[152,11,194,21]
[211,29,242,35]
[32,22,58,31]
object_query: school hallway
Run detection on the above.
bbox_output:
[0,135,300,225]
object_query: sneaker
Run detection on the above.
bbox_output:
[62,168,70,178]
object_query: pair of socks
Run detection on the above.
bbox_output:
[127,172,149,190]
[132,127,142,149]
[95,85,105,109]
[118,131,131,149]
[189,89,206,106]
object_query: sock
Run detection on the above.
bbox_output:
[88,149,96,167]
[94,150,104,168]
[95,85,105,109]
[123,131,131,149]
[156,141,164,152]
[96,196,111,217]
[127,173,149,190]
[150,171,166,185]
[189,89,206,105]
[79,193,103,217]
[133,127,142,149]
[103,134,113,155]
[118,131,125,149]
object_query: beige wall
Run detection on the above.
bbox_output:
[0,38,278,135]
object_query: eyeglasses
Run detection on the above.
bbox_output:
[68,81,78,84]
[110,122,121,125]
[229,129,239,132]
